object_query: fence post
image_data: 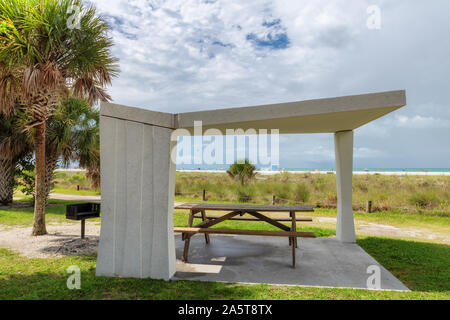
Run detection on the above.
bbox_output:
[203,189,206,201]
[366,200,372,213]
[272,195,276,205]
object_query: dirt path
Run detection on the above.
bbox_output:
[0,222,99,258]
[48,193,101,201]
[316,217,449,242]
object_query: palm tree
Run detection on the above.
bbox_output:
[0,0,118,235]
[1,97,99,205]
[227,159,257,185]
[0,156,14,204]
[0,110,32,204]
[74,107,100,190]
[0,116,17,205]
[45,96,99,200]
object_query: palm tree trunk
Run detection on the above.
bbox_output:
[0,158,14,205]
[32,122,47,235]
[45,152,59,205]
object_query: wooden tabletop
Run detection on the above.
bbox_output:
[174,202,314,212]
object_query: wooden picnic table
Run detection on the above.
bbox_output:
[174,202,315,267]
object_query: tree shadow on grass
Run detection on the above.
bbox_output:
[357,237,450,292]
[40,236,99,256]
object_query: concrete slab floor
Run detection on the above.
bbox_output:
[172,234,409,291]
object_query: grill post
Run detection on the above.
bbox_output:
[81,219,85,239]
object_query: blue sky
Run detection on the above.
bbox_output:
[91,0,450,169]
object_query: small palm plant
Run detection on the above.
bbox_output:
[227,159,257,185]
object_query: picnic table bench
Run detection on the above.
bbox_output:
[174,203,316,267]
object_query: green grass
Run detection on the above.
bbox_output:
[50,187,101,196]
[0,200,449,299]
[2,198,448,237]
[314,207,450,233]
[0,200,100,226]
[358,237,450,292]
[0,237,448,299]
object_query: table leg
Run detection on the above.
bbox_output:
[290,211,298,248]
[290,211,296,267]
[182,237,191,262]
[201,209,210,244]
[292,237,296,268]
[182,210,195,262]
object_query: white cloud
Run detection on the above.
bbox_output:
[394,115,450,129]
[91,0,371,111]
[303,145,334,160]
[354,147,384,159]
[89,0,450,168]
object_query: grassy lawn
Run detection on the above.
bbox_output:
[0,200,101,226]
[358,237,450,292]
[50,187,101,196]
[0,200,449,299]
[0,237,448,299]
[3,201,446,238]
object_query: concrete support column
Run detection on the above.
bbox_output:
[334,130,356,243]
[96,106,177,280]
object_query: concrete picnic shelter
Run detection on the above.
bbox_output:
[96,90,407,282]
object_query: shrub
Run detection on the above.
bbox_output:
[227,159,256,185]
[312,177,327,192]
[273,184,291,200]
[14,156,36,202]
[409,191,439,208]
[354,180,369,193]
[236,186,254,203]
[69,174,86,183]
[324,193,337,207]
[293,183,310,203]
[54,171,68,179]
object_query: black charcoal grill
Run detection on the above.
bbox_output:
[66,203,100,238]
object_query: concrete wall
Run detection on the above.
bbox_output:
[96,112,177,280]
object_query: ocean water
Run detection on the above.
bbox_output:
[285,168,450,173]
[176,165,450,173]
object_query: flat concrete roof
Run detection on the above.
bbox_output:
[100,90,406,134]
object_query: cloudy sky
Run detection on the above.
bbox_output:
[90,0,450,169]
